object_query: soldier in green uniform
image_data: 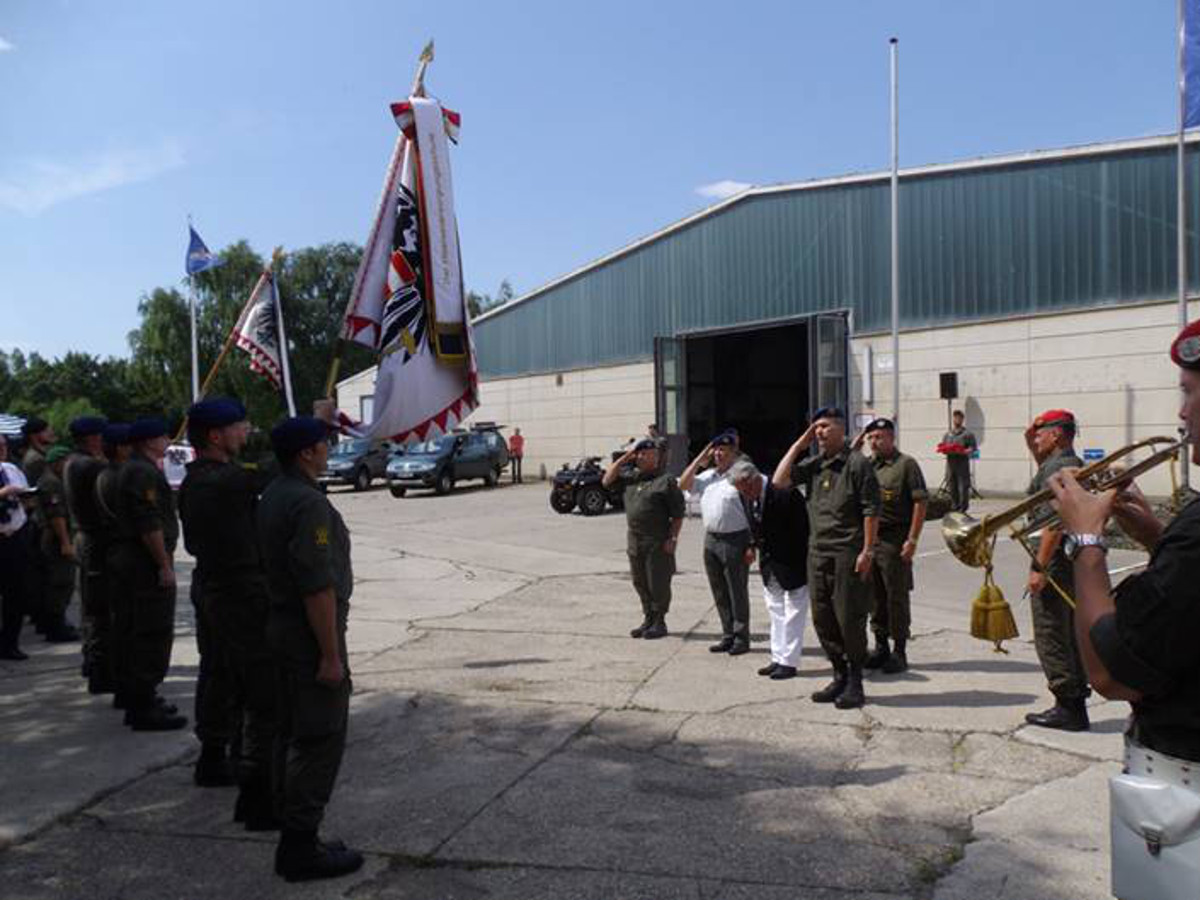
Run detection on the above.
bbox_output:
[35,446,80,642]
[775,408,880,709]
[19,417,55,634]
[96,423,147,715]
[257,417,362,882]
[602,438,685,640]
[20,416,55,486]
[63,416,111,691]
[110,417,187,731]
[861,418,927,674]
[1022,409,1089,732]
[180,398,279,827]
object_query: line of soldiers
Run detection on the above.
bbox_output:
[3,403,364,883]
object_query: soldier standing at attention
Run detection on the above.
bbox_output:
[95,424,145,717]
[258,417,362,882]
[602,438,685,641]
[35,446,81,642]
[111,417,187,731]
[63,416,111,692]
[19,416,54,634]
[861,418,927,674]
[775,408,880,710]
[180,398,279,827]
[942,410,976,514]
[1022,409,1090,732]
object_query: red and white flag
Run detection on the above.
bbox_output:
[341,95,477,443]
[234,267,297,415]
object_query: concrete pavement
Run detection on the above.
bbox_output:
[0,481,1134,898]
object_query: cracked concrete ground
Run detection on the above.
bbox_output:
[0,483,1133,898]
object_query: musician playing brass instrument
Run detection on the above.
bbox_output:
[1048,321,1200,900]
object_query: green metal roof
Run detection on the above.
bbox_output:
[473,135,1200,379]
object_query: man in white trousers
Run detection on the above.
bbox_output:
[729,459,810,680]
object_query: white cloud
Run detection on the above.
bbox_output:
[0,36,13,52]
[0,139,186,215]
[695,179,753,201]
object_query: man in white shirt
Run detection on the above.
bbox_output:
[0,433,34,660]
[680,430,754,655]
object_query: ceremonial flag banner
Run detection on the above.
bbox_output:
[1188,0,1200,128]
[185,226,222,276]
[341,94,477,444]
[235,269,292,404]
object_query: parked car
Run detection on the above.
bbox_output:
[550,454,629,516]
[386,428,508,497]
[319,438,393,491]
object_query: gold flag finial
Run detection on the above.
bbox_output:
[412,40,434,96]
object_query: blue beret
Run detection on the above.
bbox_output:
[103,423,132,446]
[129,417,168,442]
[270,416,329,456]
[712,430,738,447]
[188,397,247,429]
[633,438,659,452]
[864,417,894,434]
[69,416,108,438]
[812,406,846,422]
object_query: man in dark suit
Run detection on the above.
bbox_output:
[729,458,810,681]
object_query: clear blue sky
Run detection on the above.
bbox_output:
[0,1,1178,359]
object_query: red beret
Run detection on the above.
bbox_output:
[1031,409,1075,429]
[1170,320,1200,370]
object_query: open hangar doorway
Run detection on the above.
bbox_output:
[654,312,850,474]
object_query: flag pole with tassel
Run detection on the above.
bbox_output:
[318,39,436,414]
[174,259,276,442]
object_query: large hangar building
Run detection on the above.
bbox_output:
[338,134,1200,494]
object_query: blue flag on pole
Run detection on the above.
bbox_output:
[1186,0,1200,128]
[185,225,222,275]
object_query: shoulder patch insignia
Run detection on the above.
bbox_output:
[315,526,329,547]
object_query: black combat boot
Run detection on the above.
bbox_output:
[642,615,668,640]
[811,658,849,703]
[274,829,364,882]
[835,664,866,709]
[126,695,188,731]
[864,638,890,670]
[709,636,734,653]
[881,639,908,674]
[1024,699,1089,732]
[629,618,652,639]
[194,743,235,787]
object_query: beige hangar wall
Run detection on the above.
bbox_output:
[852,299,1197,497]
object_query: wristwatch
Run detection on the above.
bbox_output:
[1064,533,1108,560]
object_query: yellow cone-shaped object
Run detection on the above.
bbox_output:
[970,568,1019,652]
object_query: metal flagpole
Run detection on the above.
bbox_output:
[1176,0,1185,489]
[272,250,298,416]
[189,274,200,402]
[890,37,900,435]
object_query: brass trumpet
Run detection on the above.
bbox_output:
[942,436,1184,587]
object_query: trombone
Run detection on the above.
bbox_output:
[942,436,1184,608]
